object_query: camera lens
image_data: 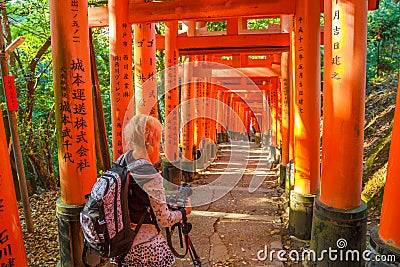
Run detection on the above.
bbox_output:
[178,183,192,197]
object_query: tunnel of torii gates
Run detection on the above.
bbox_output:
[1,0,400,266]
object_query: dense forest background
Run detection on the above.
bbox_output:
[0,0,399,206]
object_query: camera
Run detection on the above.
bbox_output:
[166,183,192,210]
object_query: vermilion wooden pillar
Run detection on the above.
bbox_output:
[279,52,291,188]
[222,89,231,142]
[49,0,97,265]
[210,82,218,143]
[370,78,400,262]
[181,57,196,181]
[163,21,181,188]
[244,108,250,138]
[311,0,368,263]
[289,0,321,241]
[276,77,282,150]
[196,77,204,147]
[0,110,27,267]
[269,81,278,162]
[205,79,211,140]
[238,102,244,138]
[109,0,132,160]
[289,15,296,163]
[216,87,224,143]
[228,93,235,136]
[182,57,194,160]
[133,3,158,162]
[164,21,179,162]
[262,89,270,149]
[235,100,241,139]
[230,98,236,138]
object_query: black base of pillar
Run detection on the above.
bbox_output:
[289,191,315,240]
[223,132,230,143]
[217,133,223,144]
[275,147,281,164]
[205,144,212,163]
[279,165,286,189]
[310,197,368,266]
[285,163,293,194]
[270,146,280,164]
[162,160,182,191]
[366,226,400,266]
[261,133,269,149]
[210,143,216,160]
[269,145,276,161]
[255,133,261,146]
[56,199,85,267]
[288,162,295,191]
[181,161,195,182]
[196,148,205,170]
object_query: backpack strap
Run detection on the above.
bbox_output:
[115,207,149,266]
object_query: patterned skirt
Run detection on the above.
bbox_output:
[120,235,175,267]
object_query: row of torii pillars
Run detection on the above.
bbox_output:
[0,0,399,266]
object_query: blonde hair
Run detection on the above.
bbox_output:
[123,114,162,152]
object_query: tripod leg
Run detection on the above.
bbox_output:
[178,225,184,248]
[187,236,201,267]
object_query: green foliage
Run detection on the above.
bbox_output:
[2,0,56,192]
[90,27,112,147]
[367,0,400,81]
[206,21,226,32]
[206,18,281,32]
[247,18,280,29]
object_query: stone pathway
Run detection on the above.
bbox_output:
[173,142,287,267]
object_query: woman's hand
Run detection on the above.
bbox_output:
[185,197,192,215]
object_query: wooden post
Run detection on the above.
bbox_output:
[269,81,279,162]
[181,57,196,181]
[182,57,195,161]
[369,78,400,262]
[210,82,218,143]
[133,1,158,163]
[205,80,211,140]
[233,99,240,138]
[289,0,321,240]
[239,103,246,138]
[89,30,111,171]
[109,0,133,160]
[0,109,28,267]
[276,76,282,150]
[196,76,206,147]
[311,0,368,263]
[289,15,296,162]
[279,52,291,189]
[319,0,367,210]
[49,0,97,265]
[163,21,182,188]
[262,89,271,149]
[0,17,34,233]
[228,93,234,135]
[216,88,224,143]
[164,21,180,162]
[244,108,250,137]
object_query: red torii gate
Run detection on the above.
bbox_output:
[3,0,398,266]
[50,1,398,266]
